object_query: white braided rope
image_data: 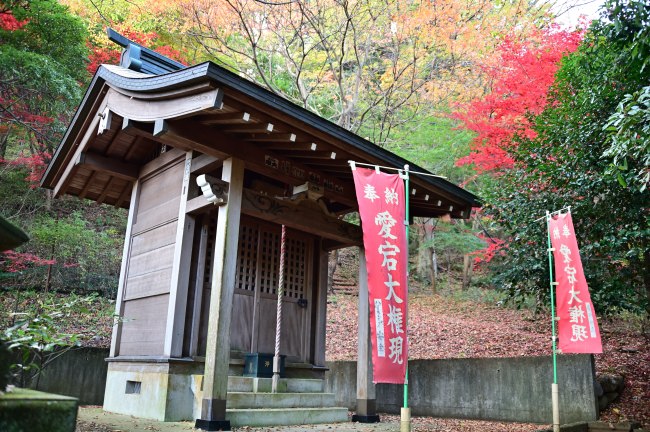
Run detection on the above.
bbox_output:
[272,225,287,393]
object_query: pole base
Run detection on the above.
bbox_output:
[352,414,380,423]
[195,419,231,431]
[401,407,411,432]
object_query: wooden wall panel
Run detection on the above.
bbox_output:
[281,302,304,360]
[137,161,184,213]
[116,156,184,356]
[124,267,173,300]
[230,294,254,353]
[127,242,175,277]
[256,300,277,355]
[130,221,177,256]
[119,294,169,356]
[132,160,183,234]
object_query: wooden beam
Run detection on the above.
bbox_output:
[105,87,224,122]
[219,122,274,134]
[286,150,340,160]
[313,243,328,367]
[52,102,105,197]
[76,152,139,181]
[152,119,357,208]
[110,180,141,357]
[244,133,297,143]
[96,176,117,205]
[78,171,96,200]
[114,181,133,209]
[240,189,362,246]
[164,152,195,357]
[189,221,210,357]
[199,111,251,125]
[199,158,245,427]
[191,154,222,175]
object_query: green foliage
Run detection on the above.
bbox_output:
[0,0,88,156]
[0,164,126,297]
[422,220,486,258]
[2,294,95,387]
[387,114,477,184]
[603,85,650,191]
[1,0,89,81]
[485,0,650,314]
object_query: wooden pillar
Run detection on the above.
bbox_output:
[196,158,244,431]
[189,221,210,357]
[353,247,380,423]
[313,242,329,367]
[109,179,139,357]
[165,152,195,357]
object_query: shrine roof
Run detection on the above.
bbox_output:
[41,31,480,218]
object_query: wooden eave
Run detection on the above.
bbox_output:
[42,62,480,218]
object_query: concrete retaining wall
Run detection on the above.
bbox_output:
[28,347,108,405]
[325,355,598,424]
[26,348,598,424]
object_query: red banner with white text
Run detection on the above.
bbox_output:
[352,167,408,384]
[548,212,602,354]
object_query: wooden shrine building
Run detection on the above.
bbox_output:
[41,30,479,430]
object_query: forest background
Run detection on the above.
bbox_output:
[0,0,648,422]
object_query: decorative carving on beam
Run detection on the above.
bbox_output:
[240,188,362,246]
[76,152,139,181]
[152,118,356,209]
[196,174,229,206]
[105,87,223,122]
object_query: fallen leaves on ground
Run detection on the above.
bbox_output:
[326,292,649,428]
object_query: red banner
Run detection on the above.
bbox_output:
[548,212,602,354]
[352,167,408,384]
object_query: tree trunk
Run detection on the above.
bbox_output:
[462,254,474,290]
[327,249,340,294]
[0,125,11,160]
[44,243,54,294]
[415,219,437,294]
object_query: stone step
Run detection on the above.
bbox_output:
[227,392,337,409]
[227,376,324,393]
[226,407,349,427]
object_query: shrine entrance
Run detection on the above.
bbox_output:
[230,217,313,363]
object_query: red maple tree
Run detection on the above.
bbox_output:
[453,26,584,174]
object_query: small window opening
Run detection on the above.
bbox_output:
[125,380,141,394]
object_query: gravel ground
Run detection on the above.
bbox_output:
[76,407,547,432]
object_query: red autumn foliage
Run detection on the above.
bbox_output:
[453,26,584,174]
[5,151,51,188]
[0,250,55,272]
[0,9,27,31]
[471,234,506,265]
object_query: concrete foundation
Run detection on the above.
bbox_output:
[104,360,204,421]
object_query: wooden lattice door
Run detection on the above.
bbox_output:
[230,218,312,363]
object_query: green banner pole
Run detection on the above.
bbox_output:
[401,165,411,432]
[546,211,560,432]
